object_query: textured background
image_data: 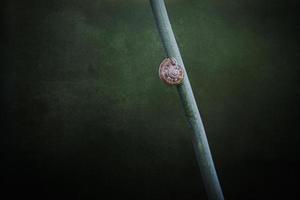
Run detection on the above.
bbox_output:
[2,0,300,199]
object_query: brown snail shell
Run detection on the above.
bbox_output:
[159,57,184,85]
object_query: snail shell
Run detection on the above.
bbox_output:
[159,57,184,85]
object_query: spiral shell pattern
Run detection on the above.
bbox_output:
[159,58,184,85]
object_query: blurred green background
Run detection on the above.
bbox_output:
[2,0,300,199]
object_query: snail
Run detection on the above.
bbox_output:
[159,57,184,85]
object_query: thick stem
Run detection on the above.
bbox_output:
[149,0,224,199]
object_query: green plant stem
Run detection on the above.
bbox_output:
[149,0,224,199]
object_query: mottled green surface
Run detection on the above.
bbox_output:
[2,0,300,199]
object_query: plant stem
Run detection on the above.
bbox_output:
[149,0,224,199]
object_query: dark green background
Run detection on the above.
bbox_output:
[2,0,300,199]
